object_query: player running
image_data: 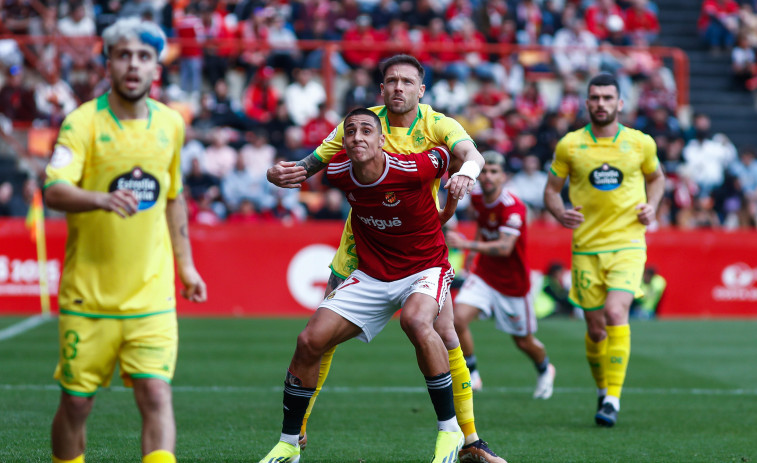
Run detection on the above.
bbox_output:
[544,73,664,427]
[268,54,505,463]
[446,151,556,399]
[259,108,472,463]
[44,18,206,463]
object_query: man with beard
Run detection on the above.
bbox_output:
[44,18,206,463]
[267,54,506,462]
[543,73,664,427]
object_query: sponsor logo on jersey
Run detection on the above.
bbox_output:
[50,145,73,169]
[356,214,402,230]
[109,166,160,210]
[589,163,623,191]
[324,127,338,143]
[506,213,522,229]
[382,191,401,207]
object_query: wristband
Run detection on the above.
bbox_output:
[450,160,481,181]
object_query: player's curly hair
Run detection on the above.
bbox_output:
[102,18,167,62]
[379,54,425,82]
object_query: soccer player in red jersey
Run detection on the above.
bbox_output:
[259,108,475,463]
[447,152,556,399]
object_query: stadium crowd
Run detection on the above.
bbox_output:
[1,0,757,229]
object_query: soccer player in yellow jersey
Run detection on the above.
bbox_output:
[544,73,665,427]
[43,19,206,463]
[267,55,506,463]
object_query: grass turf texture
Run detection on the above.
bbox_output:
[1,317,755,463]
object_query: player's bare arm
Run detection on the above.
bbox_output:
[544,172,584,229]
[267,153,327,188]
[166,194,207,302]
[637,166,665,225]
[44,182,139,218]
[446,140,484,200]
[446,229,517,257]
[439,194,459,226]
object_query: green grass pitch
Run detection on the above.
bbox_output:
[1,316,755,463]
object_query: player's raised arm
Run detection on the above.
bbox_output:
[166,194,207,302]
[44,182,140,218]
[446,140,483,200]
[267,152,328,188]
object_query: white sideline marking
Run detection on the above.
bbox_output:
[0,314,53,341]
[1,384,756,396]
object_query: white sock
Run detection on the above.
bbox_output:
[603,395,620,411]
[597,387,608,397]
[438,416,461,432]
[279,433,299,447]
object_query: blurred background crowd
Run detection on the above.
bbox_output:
[1,0,757,229]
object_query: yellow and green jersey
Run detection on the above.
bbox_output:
[44,93,184,317]
[314,104,473,204]
[551,124,658,254]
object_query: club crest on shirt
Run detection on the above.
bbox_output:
[50,145,73,168]
[324,127,338,143]
[383,191,401,207]
[589,163,623,191]
[488,212,498,226]
[412,129,425,148]
[109,166,160,210]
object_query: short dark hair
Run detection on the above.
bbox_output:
[380,54,425,81]
[344,107,381,129]
[587,73,620,93]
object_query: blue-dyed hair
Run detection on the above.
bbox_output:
[102,18,167,62]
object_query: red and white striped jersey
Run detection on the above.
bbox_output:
[327,147,451,281]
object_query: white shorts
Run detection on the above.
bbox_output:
[319,267,454,343]
[454,273,537,337]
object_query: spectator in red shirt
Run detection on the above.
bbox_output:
[585,0,623,41]
[175,4,205,95]
[448,17,501,82]
[514,81,546,130]
[417,17,458,86]
[302,103,338,149]
[472,76,512,120]
[342,14,382,69]
[242,66,280,124]
[698,0,740,51]
[0,65,39,123]
[623,0,660,44]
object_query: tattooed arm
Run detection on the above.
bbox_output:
[267,152,328,188]
[166,194,207,302]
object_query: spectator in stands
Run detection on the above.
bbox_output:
[683,114,737,196]
[739,3,757,48]
[227,198,262,223]
[0,180,26,217]
[641,106,683,141]
[58,0,97,82]
[427,71,469,116]
[540,0,564,42]
[557,77,582,124]
[34,64,78,125]
[382,17,414,61]
[342,14,383,69]
[711,172,751,227]
[515,0,543,45]
[266,100,295,151]
[445,0,475,32]
[623,0,660,44]
[637,69,678,122]
[1,0,34,34]
[222,151,273,214]
[279,125,310,162]
[94,0,122,34]
[299,16,350,75]
[585,0,623,42]
[240,129,276,179]
[552,17,600,79]
[242,66,279,124]
[472,75,513,120]
[698,0,740,52]
[506,129,538,173]
[456,103,492,143]
[303,103,338,149]
[370,0,401,30]
[176,4,205,96]
[534,111,569,166]
[416,17,458,87]
[204,128,238,179]
[312,188,347,220]
[266,12,301,80]
[448,17,500,82]
[284,67,326,126]
[731,32,757,90]
[342,67,380,113]
[730,146,757,201]
[407,0,441,28]
[0,65,39,123]
[515,81,547,129]
[209,79,252,131]
[185,157,222,204]
[237,8,270,80]
[507,154,548,215]
[198,2,236,87]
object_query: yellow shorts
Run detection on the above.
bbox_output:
[54,311,178,396]
[329,214,359,279]
[568,249,646,311]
